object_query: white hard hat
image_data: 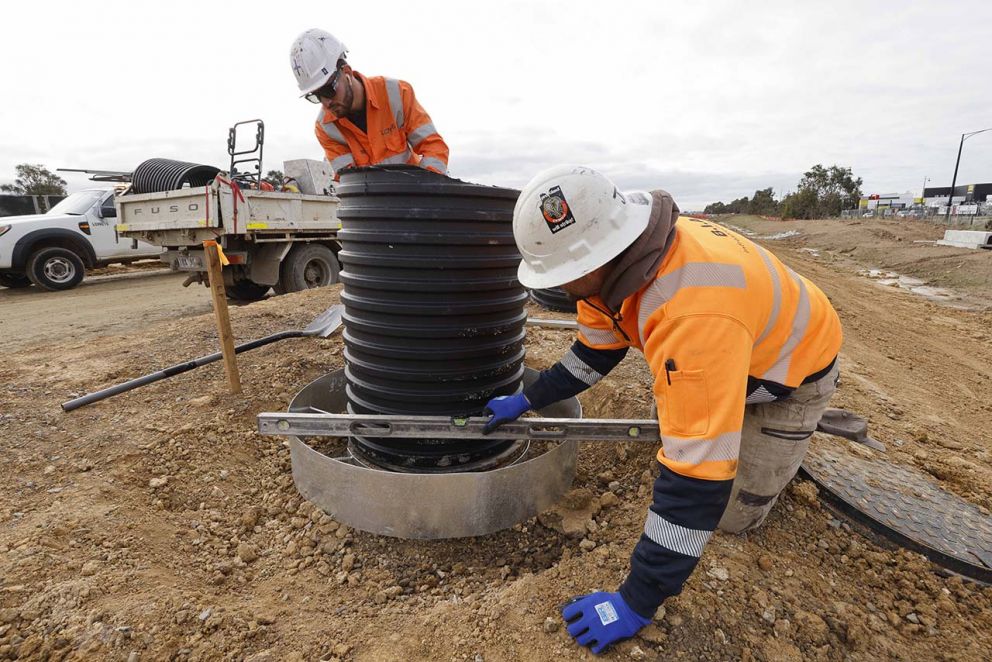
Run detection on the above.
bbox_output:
[290,28,348,96]
[513,165,653,289]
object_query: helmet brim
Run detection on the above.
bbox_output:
[298,71,334,97]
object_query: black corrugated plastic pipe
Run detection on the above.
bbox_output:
[336,165,527,472]
[531,287,578,313]
[130,158,221,194]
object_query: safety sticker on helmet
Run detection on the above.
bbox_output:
[539,185,576,234]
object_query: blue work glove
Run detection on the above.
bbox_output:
[562,591,652,655]
[481,393,531,434]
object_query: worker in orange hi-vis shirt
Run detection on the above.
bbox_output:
[482,165,843,655]
[289,28,449,180]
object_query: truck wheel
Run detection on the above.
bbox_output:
[0,273,32,289]
[26,247,86,291]
[279,244,339,292]
[227,280,270,302]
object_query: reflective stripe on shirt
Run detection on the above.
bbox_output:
[661,431,741,465]
[745,385,778,404]
[754,245,782,346]
[420,156,447,174]
[579,323,621,346]
[637,262,747,344]
[559,348,605,386]
[761,268,811,384]
[408,121,438,148]
[330,153,355,171]
[319,114,348,145]
[379,149,413,165]
[644,510,712,557]
[385,78,404,129]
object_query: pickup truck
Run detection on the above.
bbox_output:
[0,188,160,290]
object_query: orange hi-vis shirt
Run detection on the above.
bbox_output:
[576,217,843,483]
[314,72,449,179]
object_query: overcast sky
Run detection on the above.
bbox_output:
[2,0,991,209]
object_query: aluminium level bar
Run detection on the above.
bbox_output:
[257,412,660,443]
[525,318,578,329]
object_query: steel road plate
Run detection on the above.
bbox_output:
[801,442,992,583]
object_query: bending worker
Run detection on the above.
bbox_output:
[289,28,449,178]
[483,165,843,655]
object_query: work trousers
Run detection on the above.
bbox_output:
[717,363,840,533]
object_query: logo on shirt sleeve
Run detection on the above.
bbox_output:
[540,185,576,234]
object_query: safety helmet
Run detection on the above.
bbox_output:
[290,28,348,96]
[513,165,653,289]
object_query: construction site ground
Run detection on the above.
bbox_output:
[1,214,991,661]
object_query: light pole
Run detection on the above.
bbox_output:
[945,127,992,222]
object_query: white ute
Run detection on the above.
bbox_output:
[0,189,160,290]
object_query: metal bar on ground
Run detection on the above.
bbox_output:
[257,412,660,443]
[525,318,578,329]
[60,305,343,412]
[203,240,241,394]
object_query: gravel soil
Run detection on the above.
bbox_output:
[1,216,990,661]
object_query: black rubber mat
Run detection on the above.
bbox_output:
[800,444,992,583]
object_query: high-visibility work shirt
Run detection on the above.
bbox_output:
[522,215,842,617]
[576,216,842,482]
[314,71,449,179]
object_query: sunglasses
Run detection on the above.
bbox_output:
[305,69,342,104]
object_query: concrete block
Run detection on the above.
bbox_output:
[942,230,992,246]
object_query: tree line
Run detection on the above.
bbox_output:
[704,164,863,219]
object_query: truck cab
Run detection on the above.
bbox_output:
[0,188,161,290]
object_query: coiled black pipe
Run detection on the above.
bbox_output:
[130,158,220,194]
[531,287,578,313]
[336,165,527,472]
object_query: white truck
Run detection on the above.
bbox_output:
[0,188,161,290]
[115,167,341,301]
[114,121,341,301]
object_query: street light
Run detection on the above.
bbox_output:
[945,127,992,222]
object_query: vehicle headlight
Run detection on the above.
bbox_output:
[0,224,11,237]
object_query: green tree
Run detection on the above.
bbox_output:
[713,196,746,214]
[705,193,772,215]
[748,187,779,215]
[794,164,862,217]
[0,163,68,196]
[262,170,285,188]
[780,188,820,219]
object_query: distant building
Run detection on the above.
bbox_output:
[921,183,992,208]
[857,183,992,216]
[858,191,915,210]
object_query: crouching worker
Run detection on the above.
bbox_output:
[482,165,843,654]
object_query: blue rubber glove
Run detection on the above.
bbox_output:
[481,393,531,434]
[562,591,652,655]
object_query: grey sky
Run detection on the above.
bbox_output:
[2,0,990,209]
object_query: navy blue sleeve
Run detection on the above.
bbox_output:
[523,341,628,410]
[618,465,733,618]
